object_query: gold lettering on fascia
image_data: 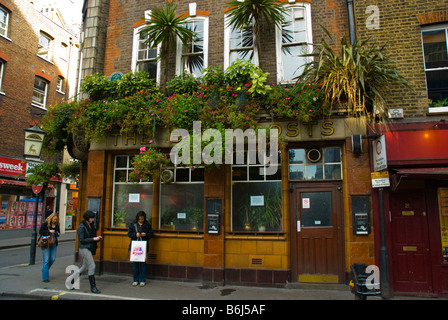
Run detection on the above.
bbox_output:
[112,132,152,146]
[111,120,337,147]
[282,121,335,138]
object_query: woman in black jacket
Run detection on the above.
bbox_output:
[77,210,102,293]
[39,213,60,282]
[128,211,154,287]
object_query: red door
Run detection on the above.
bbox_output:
[390,190,433,294]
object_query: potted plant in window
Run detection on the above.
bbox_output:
[428,98,448,113]
[113,209,126,228]
[187,206,203,231]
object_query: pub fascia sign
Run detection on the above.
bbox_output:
[90,118,367,151]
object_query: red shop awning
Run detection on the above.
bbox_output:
[0,179,29,187]
[0,180,54,189]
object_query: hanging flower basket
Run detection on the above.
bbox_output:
[129,146,171,181]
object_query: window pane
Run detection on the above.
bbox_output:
[306,165,323,180]
[0,9,6,36]
[232,166,247,181]
[282,45,307,81]
[301,192,332,227]
[115,156,128,168]
[289,149,305,164]
[176,168,190,182]
[137,61,157,78]
[324,164,342,180]
[232,182,282,231]
[249,166,264,181]
[426,69,448,101]
[114,170,127,182]
[289,165,305,180]
[113,183,153,227]
[160,184,204,231]
[423,30,448,69]
[266,165,282,181]
[324,147,341,163]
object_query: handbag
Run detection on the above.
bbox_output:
[38,234,56,248]
[130,224,147,262]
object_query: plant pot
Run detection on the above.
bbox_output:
[258,225,266,232]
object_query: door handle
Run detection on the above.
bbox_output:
[297,220,301,232]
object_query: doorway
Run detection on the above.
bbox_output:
[390,189,433,294]
[290,183,344,283]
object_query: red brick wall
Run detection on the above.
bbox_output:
[0,0,74,159]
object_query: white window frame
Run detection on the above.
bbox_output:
[159,165,205,231]
[275,3,313,84]
[112,155,154,227]
[0,6,9,38]
[421,23,448,102]
[38,32,53,61]
[224,14,258,69]
[131,24,161,84]
[56,76,64,94]
[32,77,49,109]
[175,15,209,76]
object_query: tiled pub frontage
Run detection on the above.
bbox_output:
[75,116,374,287]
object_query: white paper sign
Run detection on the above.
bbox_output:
[250,196,264,206]
[129,193,140,203]
[302,198,310,209]
[373,135,387,172]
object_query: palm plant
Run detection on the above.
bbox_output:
[298,28,411,121]
[225,0,286,57]
[139,2,195,89]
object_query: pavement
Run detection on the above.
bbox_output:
[0,230,444,305]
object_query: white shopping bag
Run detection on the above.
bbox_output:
[130,240,147,262]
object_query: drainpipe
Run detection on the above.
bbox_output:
[347,0,356,45]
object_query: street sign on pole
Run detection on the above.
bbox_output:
[371,171,390,188]
[373,135,387,172]
[32,184,43,195]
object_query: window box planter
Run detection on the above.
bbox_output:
[428,106,448,114]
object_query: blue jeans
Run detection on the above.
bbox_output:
[133,262,146,283]
[41,244,57,281]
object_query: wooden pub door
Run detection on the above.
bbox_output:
[290,183,345,283]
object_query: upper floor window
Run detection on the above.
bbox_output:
[422,24,448,103]
[276,3,312,83]
[176,17,208,77]
[56,76,64,93]
[32,77,48,108]
[132,25,160,82]
[224,15,257,69]
[0,6,9,37]
[38,32,53,60]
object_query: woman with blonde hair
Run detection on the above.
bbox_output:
[38,212,60,282]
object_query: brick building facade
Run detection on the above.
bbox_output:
[353,1,448,297]
[0,0,79,230]
[75,0,377,289]
[74,0,448,296]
